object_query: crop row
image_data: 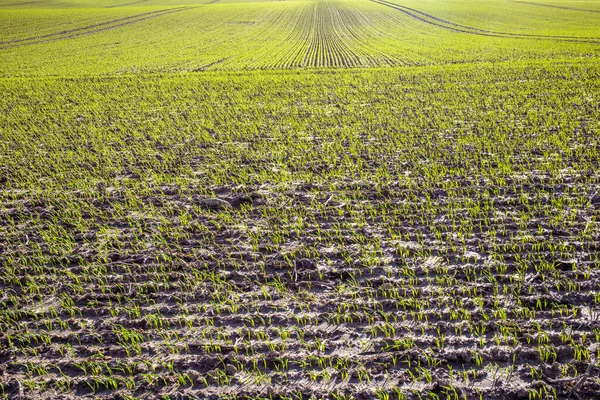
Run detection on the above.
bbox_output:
[0,61,599,398]
[2,0,599,76]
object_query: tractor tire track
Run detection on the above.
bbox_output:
[105,0,149,8]
[512,1,600,14]
[1,8,174,44]
[191,57,229,71]
[371,0,600,42]
[392,0,596,39]
[0,1,43,6]
[371,0,507,36]
[0,7,190,49]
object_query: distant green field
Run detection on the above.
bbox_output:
[1,1,599,399]
[1,0,599,75]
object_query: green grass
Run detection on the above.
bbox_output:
[1,0,599,75]
[1,0,599,399]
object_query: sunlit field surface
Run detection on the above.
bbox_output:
[0,0,599,399]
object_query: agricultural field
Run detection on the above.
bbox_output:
[1,0,600,399]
